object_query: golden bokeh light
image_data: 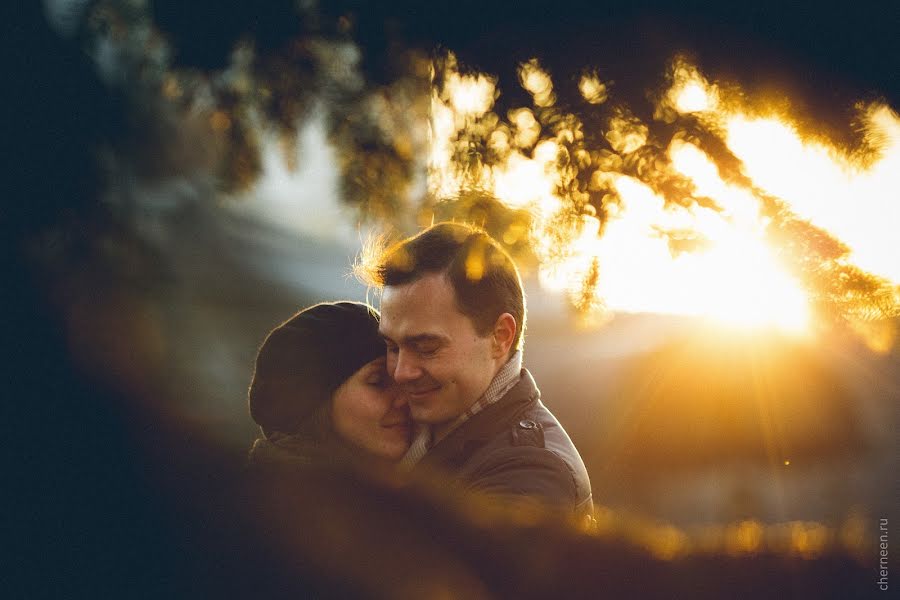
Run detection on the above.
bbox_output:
[518,59,556,108]
[493,146,563,214]
[674,81,712,113]
[578,72,609,105]
[510,107,542,149]
[657,58,720,121]
[585,508,856,562]
[444,70,496,117]
[725,519,764,555]
[605,112,649,155]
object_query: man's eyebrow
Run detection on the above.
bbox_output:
[404,333,446,345]
[381,333,447,345]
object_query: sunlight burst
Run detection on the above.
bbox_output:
[427,54,898,339]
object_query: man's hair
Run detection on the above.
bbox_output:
[357,222,526,355]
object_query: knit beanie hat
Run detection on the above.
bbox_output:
[248,302,385,435]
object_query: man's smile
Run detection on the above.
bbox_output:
[406,385,442,401]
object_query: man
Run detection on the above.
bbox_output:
[359,222,592,519]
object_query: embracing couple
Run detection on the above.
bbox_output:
[247,222,592,520]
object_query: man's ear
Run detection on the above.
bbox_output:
[491,313,517,358]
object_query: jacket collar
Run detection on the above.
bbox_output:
[419,369,539,471]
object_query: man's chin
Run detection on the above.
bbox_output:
[409,406,433,423]
[409,405,450,426]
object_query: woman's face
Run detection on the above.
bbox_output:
[331,357,411,461]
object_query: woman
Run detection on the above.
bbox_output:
[247,301,411,466]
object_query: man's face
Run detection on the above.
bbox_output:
[379,272,499,427]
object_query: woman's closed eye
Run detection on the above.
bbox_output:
[366,371,390,388]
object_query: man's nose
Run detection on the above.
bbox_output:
[392,349,422,384]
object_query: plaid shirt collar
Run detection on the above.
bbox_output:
[400,350,523,468]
